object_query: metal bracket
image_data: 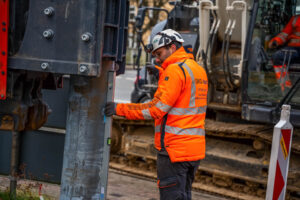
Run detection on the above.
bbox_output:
[0,0,9,100]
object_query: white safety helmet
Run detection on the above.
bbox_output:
[146,29,184,53]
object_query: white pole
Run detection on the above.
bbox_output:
[266,105,294,200]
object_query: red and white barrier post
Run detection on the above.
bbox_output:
[266,105,294,200]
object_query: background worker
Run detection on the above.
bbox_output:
[268,15,300,91]
[105,29,208,200]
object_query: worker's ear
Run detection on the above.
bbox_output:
[170,43,177,53]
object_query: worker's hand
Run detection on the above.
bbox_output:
[105,102,117,116]
[269,41,278,49]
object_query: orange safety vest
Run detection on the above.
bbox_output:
[116,46,208,162]
[270,15,300,47]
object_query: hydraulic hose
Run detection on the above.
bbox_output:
[221,31,232,89]
[208,23,218,84]
[204,33,213,74]
[206,11,219,85]
[135,46,142,81]
[225,33,238,88]
[205,33,213,66]
[201,50,210,82]
[134,47,151,94]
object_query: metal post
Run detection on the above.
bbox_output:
[281,49,296,92]
[10,131,20,200]
[99,70,115,200]
[60,60,115,199]
[266,105,293,200]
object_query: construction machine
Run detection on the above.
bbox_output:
[0,0,300,200]
[111,0,300,199]
[0,0,129,199]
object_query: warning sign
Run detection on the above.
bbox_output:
[266,105,293,200]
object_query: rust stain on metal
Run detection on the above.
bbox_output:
[0,115,14,130]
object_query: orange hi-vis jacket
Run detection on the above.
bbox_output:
[116,46,208,162]
[270,15,300,47]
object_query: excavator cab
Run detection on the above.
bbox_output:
[131,0,300,128]
[242,0,300,127]
[130,1,199,103]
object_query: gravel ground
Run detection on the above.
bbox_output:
[0,170,226,200]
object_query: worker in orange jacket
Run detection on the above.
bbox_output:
[105,29,208,200]
[269,15,300,91]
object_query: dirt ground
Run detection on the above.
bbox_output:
[0,170,226,200]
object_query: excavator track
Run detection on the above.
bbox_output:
[111,116,300,200]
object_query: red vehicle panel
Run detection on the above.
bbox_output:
[0,0,9,100]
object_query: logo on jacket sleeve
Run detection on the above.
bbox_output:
[165,76,169,81]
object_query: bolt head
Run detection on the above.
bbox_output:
[43,29,54,39]
[1,71,5,75]
[41,62,49,70]
[81,32,92,42]
[44,7,54,16]
[79,65,88,73]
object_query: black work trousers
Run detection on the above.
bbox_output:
[272,46,300,65]
[156,153,200,200]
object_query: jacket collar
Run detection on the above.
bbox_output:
[161,46,194,69]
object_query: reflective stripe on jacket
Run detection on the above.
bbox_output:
[116,46,208,162]
[273,65,292,91]
[270,15,300,47]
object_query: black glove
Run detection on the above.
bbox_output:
[270,41,278,49]
[105,102,117,116]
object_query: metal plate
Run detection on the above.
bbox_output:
[0,129,65,183]
[8,0,105,76]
